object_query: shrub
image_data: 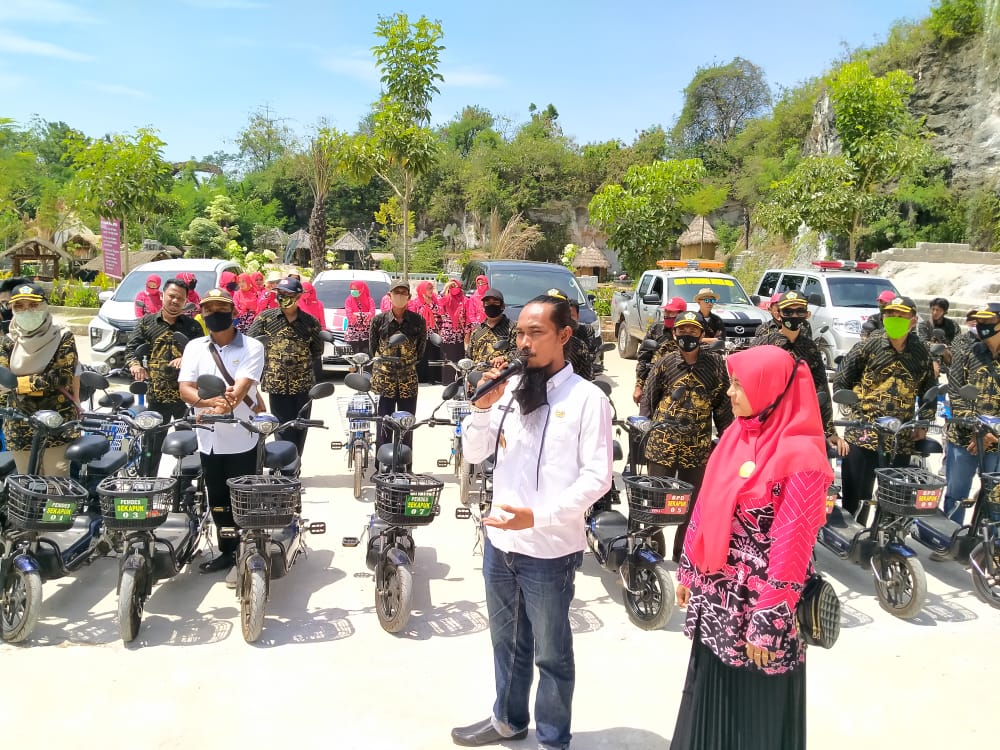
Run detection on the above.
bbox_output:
[926,0,984,43]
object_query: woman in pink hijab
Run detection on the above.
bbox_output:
[412,280,441,383]
[251,271,265,293]
[299,281,326,329]
[465,274,489,327]
[344,280,376,353]
[134,274,163,317]
[437,279,468,385]
[175,272,200,315]
[233,273,260,332]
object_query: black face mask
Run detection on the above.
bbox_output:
[676,335,700,352]
[977,322,998,341]
[203,311,234,332]
[483,304,503,319]
[513,366,550,415]
[781,316,804,332]
[225,282,238,293]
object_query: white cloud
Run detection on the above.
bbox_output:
[0,0,100,25]
[0,30,92,60]
[179,0,269,9]
[319,54,380,86]
[443,69,505,88]
[85,81,153,100]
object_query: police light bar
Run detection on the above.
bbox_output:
[656,259,726,270]
[811,260,879,272]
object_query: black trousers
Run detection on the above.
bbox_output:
[440,341,465,385]
[841,443,910,525]
[648,462,708,560]
[418,339,442,384]
[375,394,418,454]
[201,447,258,555]
[268,391,311,456]
[146,400,189,476]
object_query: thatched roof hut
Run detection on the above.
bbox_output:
[1,238,76,280]
[573,245,611,281]
[677,216,719,260]
[330,230,372,269]
[284,228,311,265]
[81,248,176,274]
[254,226,289,251]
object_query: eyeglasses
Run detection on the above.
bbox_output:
[780,307,808,318]
[701,298,718,304]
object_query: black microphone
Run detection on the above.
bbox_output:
[470,357,526,403]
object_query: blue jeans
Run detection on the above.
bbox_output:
[483,537,582,750]
[944,442,1000,524]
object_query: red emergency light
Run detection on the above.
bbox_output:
[811,260,879,273]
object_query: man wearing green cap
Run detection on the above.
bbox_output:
[833,295,937,524]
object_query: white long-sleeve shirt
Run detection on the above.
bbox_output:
[462,364,614,558]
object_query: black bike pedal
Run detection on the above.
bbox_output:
[455,507,472,520]
[309,522,327,535]
[436,459,449,468]
[330,441,344,450]
[342,536,360,547]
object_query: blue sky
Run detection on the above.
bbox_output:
[1,0,935,162]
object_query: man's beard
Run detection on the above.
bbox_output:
[513,363,550,415]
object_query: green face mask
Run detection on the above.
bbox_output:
[883,316,911,339]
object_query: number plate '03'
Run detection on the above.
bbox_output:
[41,501,75,524]
[404,494,434,517]
[115,497,149,520]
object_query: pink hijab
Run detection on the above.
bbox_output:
[440,280,466,330]
[410,281,438,330]
[300,281,326,327]
[234,273,259,317]
[466,274,489,325]
[688,346,832,574]
[345,280,375,316]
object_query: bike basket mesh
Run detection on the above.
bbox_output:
[874,466,945,517]
[97,476,177,530]
[87,416,140,456]
[5,475,88,532]
[373,472,443,526]
[624,475,695,526]
[337,394,377,436]
[226,475,301,529]
[447,399,472,423]
[981,472,1000,522]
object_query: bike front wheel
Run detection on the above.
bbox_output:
[376,562,413,634]
[1,565,42,643]
[241,564,267,643]
[970,542,1000,609]
[872,549,926,619]
[118,557,148,643]
[353,444,365,499]
[622,559,674,630]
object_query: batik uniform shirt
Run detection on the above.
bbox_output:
[565,326,596,381]
[701,311,725,339]
[247,308,324,395]
[641,350,733,469]
[917,316,960,345]
[753,318,778,338]
[947,340,1000,451]
[0,330,79,450]
[751,328,834,438]
[438,301,468,346]
[832,330,937,452]
[950,329,978,361]
[125,312,205,404]
[677,470,830,675]
[368,309,427,399]
[468,316,516,368]
[345,311,375,342]
[635,320,678,391]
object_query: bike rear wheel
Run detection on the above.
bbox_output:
[872,549,926,619]
[241,564,267,643]
[459,459,473,507]
[622,559,674,630]
[970,542,1000,609]
[118,558,147,643]
[376,562,413,634]
[1,566,41,643]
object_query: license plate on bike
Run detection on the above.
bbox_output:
[115,497,149,520]
[652,494,689,515]
[405,494,435,517]
[914,489,940,511]
[41,500,75,524]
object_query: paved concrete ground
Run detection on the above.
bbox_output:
[4,335,997,748]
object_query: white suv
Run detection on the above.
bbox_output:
[755,261,897,368]
[313,269,392,373]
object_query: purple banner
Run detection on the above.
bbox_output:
[100,217,122,279]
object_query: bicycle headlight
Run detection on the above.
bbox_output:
[133,411,164,430]
[253,413,279,434]
[876,416,902,433]
[35,410,64,429]
[457,358,474,371]
[349,353,370,366]
[389,411,415,431]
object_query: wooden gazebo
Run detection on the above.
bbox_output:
[331,230,372,269]
[284,228,311,266]
[573,245,611,281]
[677,216,719,260]
[1,238,76,280]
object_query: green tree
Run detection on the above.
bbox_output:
[182,216,228,258]
[588,159,707,277]
[236,105,296,173]
[755,156,860,239]
[926,0,984,42]
[299,127,351,274]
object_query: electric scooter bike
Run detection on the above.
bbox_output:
[331,351,379,499]
[195,374,333,642]
[818,387,944,619]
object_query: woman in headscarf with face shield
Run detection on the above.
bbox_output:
[0,283,80,475]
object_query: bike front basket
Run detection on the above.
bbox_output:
[5,475,88,532]
[447,399,472,423]
[981,472,1000,522]
[226,475,301,529]
[336,394,377,436]
[623,474,694,526]
[874,466,945,517]
[373,472,443,526]
[97,476,177,530]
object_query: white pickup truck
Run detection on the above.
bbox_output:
[612,265,769,358]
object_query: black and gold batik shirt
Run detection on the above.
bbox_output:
[565,326,596,381]
[635,320,678,392]
[126,312,205,404]
[947,341,1000,452]
[832,331,937,453]
[368,309,427,399]
[641,349,733,469]
[468,316,516,368]
[0,330,79,450]
[247,308,324,396]
[751,327,834,438]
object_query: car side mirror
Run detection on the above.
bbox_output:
[196,374,227,400]
[99,290,114,303]
[587,293,596,305]
[750,295,760,305]
[641,293,660,305]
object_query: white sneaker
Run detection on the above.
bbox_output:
[225,565,238,589]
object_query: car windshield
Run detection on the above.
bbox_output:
[314,279,390,309]
[826,277,897,308]
[482,271,587,307]
[666,277,752,305]
[113,269,219,302]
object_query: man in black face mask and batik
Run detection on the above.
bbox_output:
[752,290,845,457]
[641,311,733,561]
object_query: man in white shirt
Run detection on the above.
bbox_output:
[451,293,613,750]
[178,288,265,581]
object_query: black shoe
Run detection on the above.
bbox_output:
[451,718,528,747]
[199,554,234,573]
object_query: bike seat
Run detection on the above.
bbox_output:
[913,438,943,455]
[0,452,15,479]
[591,510,628,535]
[179,454,202,477]
[64,434,110,463]
[88,449,128,475]
[377,443,411,469]
[612,439,623,462]
[264,440,298,470]
[98,392,134,410]
[162,430,199,458]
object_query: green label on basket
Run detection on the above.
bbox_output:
[404,494,435,517]
[41,500,75,524]
[115,497,149,520]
